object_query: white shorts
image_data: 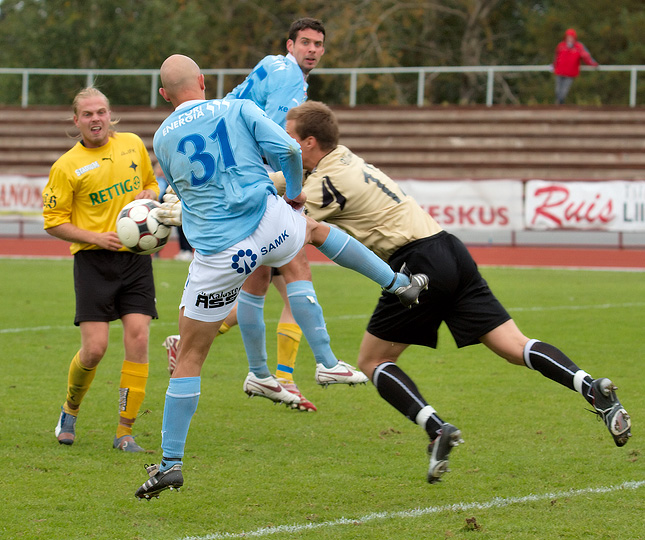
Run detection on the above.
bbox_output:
[181,195,307,322]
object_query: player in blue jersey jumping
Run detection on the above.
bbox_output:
[162,18,327,410]
[134,54,428,499]
[226,18,326,410]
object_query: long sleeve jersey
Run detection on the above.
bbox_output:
[153,99,302,255]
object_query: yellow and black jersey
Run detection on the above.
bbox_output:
[43,133,158,254]
[271,145,442,261]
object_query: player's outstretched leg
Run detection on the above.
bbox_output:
[372,362,462,483]
[315,227,428,308]
[523,340,631,446]
[589,378,631,447]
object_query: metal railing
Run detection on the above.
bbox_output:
[0,64,643,108]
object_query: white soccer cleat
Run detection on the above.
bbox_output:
[243,373,301,408]
[315,360,369,386]
[162,335,180,375]
[277,378,317,412]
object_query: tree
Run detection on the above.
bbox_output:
[0,0,643,106]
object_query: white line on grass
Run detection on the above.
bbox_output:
[179,480,645,540]
[2,302,645,334]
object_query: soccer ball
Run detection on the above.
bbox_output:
[116,199,171,255]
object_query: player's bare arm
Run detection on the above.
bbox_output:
[46,222,122,251]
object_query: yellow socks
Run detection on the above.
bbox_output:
[64,351,97,415]
[117,360,149,438]
[217,321,231,336]
[275,323,302,383]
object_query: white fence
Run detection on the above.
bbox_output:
[0,64,643,108]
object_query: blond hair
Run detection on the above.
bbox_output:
[72,87,119,137]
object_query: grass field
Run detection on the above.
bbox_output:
[1,258,644,540]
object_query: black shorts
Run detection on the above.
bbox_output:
[73,250,158,326]
[367,232,510,348]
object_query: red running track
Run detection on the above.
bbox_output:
[1,237,644,269]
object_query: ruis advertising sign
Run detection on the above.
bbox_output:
[525,180,645,232]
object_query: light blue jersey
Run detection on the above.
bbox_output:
[153,99,303,255]
[226,54,307,128]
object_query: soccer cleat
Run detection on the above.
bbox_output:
[135,463,184,499]
[55,406,77,446]
[243,373,301,408]
[590,378,631,447]
[113,435,148,453]
[162,335,180,375]
[277,378,317,412]
[393,263,429,308]
[315,360,369,386]
[427,423,464,484]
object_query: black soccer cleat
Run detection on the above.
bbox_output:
[392,263,429,308]
[427,423,464,484]
[135,463,184,500]
[589,378,631,447]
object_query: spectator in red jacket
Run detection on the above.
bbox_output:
[552,28,598,104]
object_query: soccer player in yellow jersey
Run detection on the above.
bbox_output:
[274,101,631,483]
[42,87,160,452]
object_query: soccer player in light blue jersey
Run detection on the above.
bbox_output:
[162,19,327,409]
[226,17,325,130]
[135,54,428,499]
[224,18,331,409]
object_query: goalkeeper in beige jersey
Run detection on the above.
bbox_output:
[274,101,631,484]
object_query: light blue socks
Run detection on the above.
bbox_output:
[237,290,272,378]
[160,376,200,471]
[317,227,409,291]
[286,280,336,368]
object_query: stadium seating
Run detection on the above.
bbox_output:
[1,105,644,180]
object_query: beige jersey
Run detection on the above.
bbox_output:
[43,132,158,255]
[272,145,442,261]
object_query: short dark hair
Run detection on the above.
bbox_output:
[286,101,338,152]
[288,18,325,43]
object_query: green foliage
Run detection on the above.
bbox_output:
[0,0,643,105]
[1,258,644,539]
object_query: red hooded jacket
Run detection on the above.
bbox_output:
[553,29,598,77]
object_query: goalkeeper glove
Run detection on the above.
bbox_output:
[155,187,182,226]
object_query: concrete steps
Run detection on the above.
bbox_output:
[1,105,644,180]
